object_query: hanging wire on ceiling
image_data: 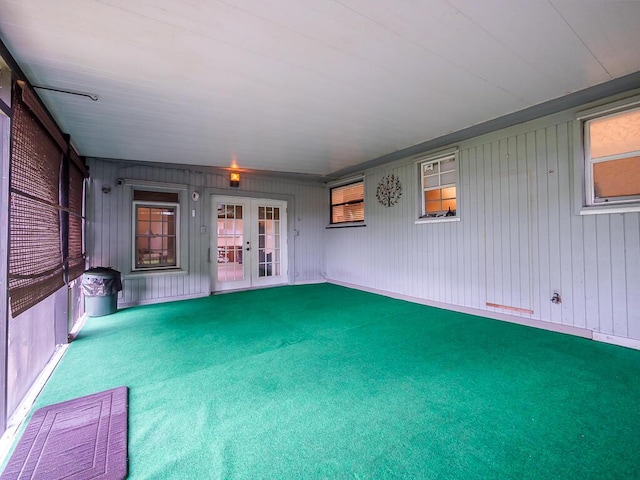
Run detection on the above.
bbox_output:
[32,85,99,101]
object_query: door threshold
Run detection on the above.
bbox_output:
[212,283,288,295]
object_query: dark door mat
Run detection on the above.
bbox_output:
[1,386,128,480]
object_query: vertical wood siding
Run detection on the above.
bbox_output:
[86,108,640,341]
[87,159,325,306]
[325,115,640,340]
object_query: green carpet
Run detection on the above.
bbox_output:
[20,284,640,478]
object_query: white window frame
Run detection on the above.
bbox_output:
[122,180,189,277]
[576,95,640,215]
[132,200,180,272]
[416,150,460,224]
[584,106,640,207]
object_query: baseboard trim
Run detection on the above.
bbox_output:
[327,279,593,340]
[119,292,209,308]
[294,279,326,285]
[592,332,640,350]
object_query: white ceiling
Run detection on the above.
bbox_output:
[1,0,639,176]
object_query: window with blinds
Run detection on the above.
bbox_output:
[330,181,364,224]
[9,85,65,317]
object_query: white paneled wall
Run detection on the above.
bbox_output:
[87,95,640,343]
[325,109,640,341]
[87,159,326,306]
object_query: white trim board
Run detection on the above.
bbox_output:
[118,292,209,308]
[327,279,593,340]
[211,282,290,296]
[592,333,640,351]
[294,279,326,285]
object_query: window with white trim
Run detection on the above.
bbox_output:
[330,180,364,224]
[420,153,457,218]
[132,190,180,270]
[584,106,640,206]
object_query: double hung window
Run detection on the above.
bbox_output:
[420,153,457,219]
[584,106,640,206]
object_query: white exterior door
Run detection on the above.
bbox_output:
[211,196,288,292]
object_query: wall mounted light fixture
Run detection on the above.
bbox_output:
[230,171,240,188]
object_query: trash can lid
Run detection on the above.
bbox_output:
[83,267,121,278]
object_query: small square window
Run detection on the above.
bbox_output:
[330,181,364,224]
[419,154,457,219]
[585,107,640,206]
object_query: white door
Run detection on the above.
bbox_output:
[212,196,288,292]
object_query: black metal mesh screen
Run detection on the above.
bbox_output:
[68,163,85,281]
[9,86,64,317]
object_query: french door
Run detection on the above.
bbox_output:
[211,196,288,292]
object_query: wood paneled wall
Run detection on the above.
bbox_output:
[86,159,326,306]
[325,110,640,341]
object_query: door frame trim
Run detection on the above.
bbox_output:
[206,189,294,293]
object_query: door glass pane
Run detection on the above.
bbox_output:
[217,203,245,283]
[257,206,281,278]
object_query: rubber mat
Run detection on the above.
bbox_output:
[1,386,128,480]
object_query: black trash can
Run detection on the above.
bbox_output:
[82,267,122,317]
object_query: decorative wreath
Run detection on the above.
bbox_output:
[376,174,402,207]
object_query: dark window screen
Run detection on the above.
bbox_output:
[68,159,86,281]
[133,190,179,202]
[8,85,65,317]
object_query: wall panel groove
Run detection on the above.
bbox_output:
[325,113,640,340]
[87,158,325,306]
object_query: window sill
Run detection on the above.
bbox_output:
[580,204,640,215]
[415,217,460,225]
[325,223,367,229]
[124,268,188,279]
